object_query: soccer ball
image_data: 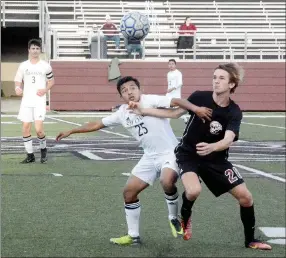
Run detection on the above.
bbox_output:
[120,11,150,41]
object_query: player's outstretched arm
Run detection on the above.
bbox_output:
[135,106,187,119]
[170,98,212,121]
[56,120,105,141]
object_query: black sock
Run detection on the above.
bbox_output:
[240,204,255,244]
[181,191,195,223]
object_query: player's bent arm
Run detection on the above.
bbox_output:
[170,98,199,113]
[15,81,23,89]
[142,107,187,119]
[170,98,212,121]
[212,130,236,152]
[46,78,55,91]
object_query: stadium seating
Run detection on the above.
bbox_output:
[1,0,285,60]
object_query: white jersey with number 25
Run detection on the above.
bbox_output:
[102,94,179,155]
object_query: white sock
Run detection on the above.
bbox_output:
[125,200,141,237]
[38,136,46,149]
[23,135,33,154]
[165,190,179,220]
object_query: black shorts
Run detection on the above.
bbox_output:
[176,152,244,197]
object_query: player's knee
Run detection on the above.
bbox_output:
[160,176,176,192]
[123,188,137,203]
[36,130,45,138]
[238,190,253,207]
[185,185,201,200]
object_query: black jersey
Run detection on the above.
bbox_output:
[175,91,243,161]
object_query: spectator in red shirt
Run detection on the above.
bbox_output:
[177,17,197,52]
[100,14,120,49]
[179,17,197,35]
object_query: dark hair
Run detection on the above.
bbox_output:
[116,76,140,94]
[168,59,176,64]
[28,39,42,49]
[215,63,244,94]
[185,17,190,23]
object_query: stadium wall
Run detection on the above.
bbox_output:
[50,61,286,111]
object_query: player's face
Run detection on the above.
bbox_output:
[168,61,176,71]
[212,69,234,94]
[120,81,141,103]
[28,44,41,58]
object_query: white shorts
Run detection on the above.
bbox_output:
[131,151,180,185]
[17,106,46,122]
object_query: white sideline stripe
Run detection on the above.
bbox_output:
[47,116,130,138]
[2,114,285,118]
[242,122,286,129]
[78,150,103,160]
[259,227,286,238]
[243,115,285,118]
[234,164,286,183]
[52,173,63,177]
[122,172,131,176]
[1,121,57,124]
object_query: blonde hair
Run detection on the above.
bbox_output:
[215,63,244,93]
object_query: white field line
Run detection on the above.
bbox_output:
[2,114,286,118]
[47,116,130,138]
[77,150,103,160]
[1,121,56,124]
[234,164,286,183]
[241,122,286,129]
[52,173,63,177]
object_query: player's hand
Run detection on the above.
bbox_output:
[194,106,212,122]
[196,142,215,156]
[56,131,71,141]
[128,101,140,109]
[37,89,47,97]
[128,101,144,115]
[15,87,23,96]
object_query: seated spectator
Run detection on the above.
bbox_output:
[177,17,197,51]
[100,14,120,49]
[125,37,143,59]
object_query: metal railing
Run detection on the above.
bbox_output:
[1,0,6,27]
[50,27,285,60]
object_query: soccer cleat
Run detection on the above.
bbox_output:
[110,235,141,246]
[181,217,192,240]
[40,148,47,163]
[169,218,183,238]
[246,239,272,250]
[20,153,35,164]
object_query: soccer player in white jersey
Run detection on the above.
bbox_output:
[166,59,188,124]
[56,76,212,245]
[14,39,55,164]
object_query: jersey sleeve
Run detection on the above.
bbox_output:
[146,95,171,108]
[14,63,24,83]
[187,91,201,105]
[101,110,122,127]
[226,107,243,141]
[46,63,54,81]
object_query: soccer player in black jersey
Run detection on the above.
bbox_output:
[128,63,272,250]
